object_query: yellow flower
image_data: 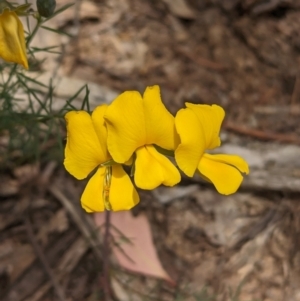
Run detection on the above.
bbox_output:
[0,10,28,69]
[104,85,181,190]
[64,105,139,212]
[175,103,249,195]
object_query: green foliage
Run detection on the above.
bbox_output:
[0,1,86,170]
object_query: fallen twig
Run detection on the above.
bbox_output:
[48,184,103,261]
[177,47,227,71]
[103,210,112,301]
[23,237,89,301]
[290,74,300,114]
[251,0,284,15]
[23,214,66,301]
[224,122,300,145]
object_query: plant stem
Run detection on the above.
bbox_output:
[154,144,175,157]
[103,209,111,301]
[26,15,42,48]
[1,64,17,95]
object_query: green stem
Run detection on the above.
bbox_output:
[102,209,111,301]
[0,112,64,121]
[26,15,42,48]
[154,144,175,157]
[100,159,116,168]
[1,64,17,95]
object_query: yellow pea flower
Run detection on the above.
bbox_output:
[104,85,181,190]
[64,105,139,212]
[175,103,249,195]
[0,10,28,69]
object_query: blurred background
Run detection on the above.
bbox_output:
[1,0,300,300]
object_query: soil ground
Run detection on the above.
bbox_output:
[1,0,300,300]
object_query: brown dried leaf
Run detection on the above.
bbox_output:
[13,164,39,184]
[0,177,19,197]
[162,0,196,19]
[37,209,69,246]
[0,239,35,282]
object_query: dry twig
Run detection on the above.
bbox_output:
[48,184,103,260]
[290,74,300,114]
[23,214,66,301]
[224,122,300,145]
[103,210,112,301]
[177,47,226,71]
[23,237,89,301]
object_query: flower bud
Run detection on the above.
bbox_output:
[36,0,56,18]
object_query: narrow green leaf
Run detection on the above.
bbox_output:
[81,85,91,112]
[49,79,54,114]
[31,45,61,54]
[61,85,87,113]
[41,25,74,38]
[42,3,74,22]
[18,73,48,88]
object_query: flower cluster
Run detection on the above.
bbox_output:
[64,86,249,212]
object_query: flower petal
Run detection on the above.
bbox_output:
[92,104,110,161]
[135,145,181,190]
[0,11,28,69]
[110,165,140,211]
[204,153,249,174]
[185,103,224,150]
[105,91,146,163]
[143,85,178,150]
[198,153,248,195]
[64,111,104,180]
[175,107,205,177]
[81,168,105,212]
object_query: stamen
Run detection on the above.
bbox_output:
[103,166,112,210]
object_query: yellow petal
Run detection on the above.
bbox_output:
[0,11,28,69]
[64,111,105,180]
[185,103,225,150]
[175,108,205,177]
[135,145,181,190]
[92,104,110,161]
[105,91,146,163]
[81,168,105,212]
[110,165,140,211]
[124,156,133,166]
[198,153,248,195]
[143,85,178,150]
[204,153,249,174]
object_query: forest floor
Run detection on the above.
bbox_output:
[1,0,300,300]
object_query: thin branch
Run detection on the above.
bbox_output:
[48,184,103,261]
[23,214,66,301]
[103,210,111,301]
[224,122,300,145]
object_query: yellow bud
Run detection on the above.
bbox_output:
[0,10,28,69]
